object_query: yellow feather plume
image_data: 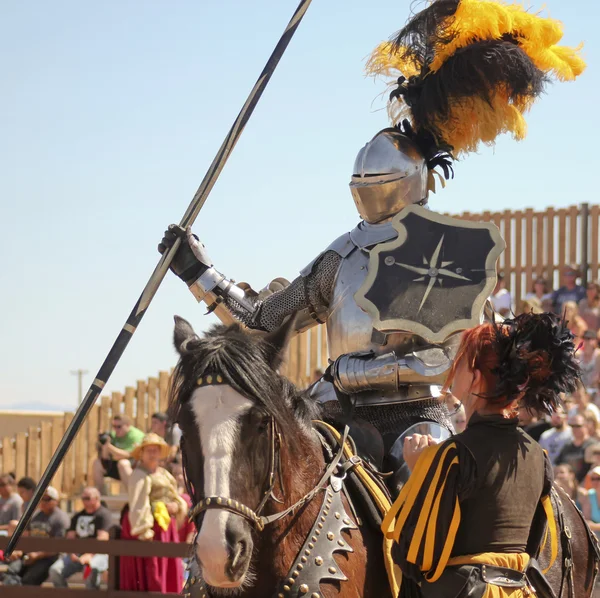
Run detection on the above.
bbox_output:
[366,0,586,155]
[430,0,586,80]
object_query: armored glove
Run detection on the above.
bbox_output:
[158,225,213,285]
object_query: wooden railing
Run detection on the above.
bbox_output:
[0,535,189,597]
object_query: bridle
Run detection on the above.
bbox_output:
[185,417,284,532]
[180,378,351,534]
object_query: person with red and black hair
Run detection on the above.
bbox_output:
[382,312,581,597]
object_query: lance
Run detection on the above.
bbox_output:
[5,0,313,557]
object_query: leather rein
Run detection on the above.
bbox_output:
[183,416,350,534]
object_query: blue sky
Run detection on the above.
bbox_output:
[1,0,597,411]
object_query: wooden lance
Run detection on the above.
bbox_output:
[5,0,314,557]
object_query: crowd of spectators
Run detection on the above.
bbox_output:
[0,411,191,589]
[491,266,600,401]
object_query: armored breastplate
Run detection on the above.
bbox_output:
[326,247,415,359]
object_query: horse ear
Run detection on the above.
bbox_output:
[173,315,200,355]
[263,314,297,370]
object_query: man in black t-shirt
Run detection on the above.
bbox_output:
[2,486,69,586]
[48,487,113,589]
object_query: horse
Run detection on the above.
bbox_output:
[169,315,391,598]
[169,315,600,598]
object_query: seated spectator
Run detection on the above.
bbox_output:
[16,477,36,514]
[518,406,551,441]
[490,272,511,317]
[586,409,600,442]
[524,277,553,311]
[0,474,23,535]
[563,301,588,342]
[581,466,600,538]
[554,464,586,510]
[150,412,181,462]
[6,477,37,537]
[119,434,187,593]
[556,414,599,482]
[48,487,111,589]
[579,281,600,331]
[551,265,586,315]
[579,330,600,392]
[92,414,145,492]
[2,486,69,586]
[539,406,573,465]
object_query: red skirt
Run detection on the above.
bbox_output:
[119,507,184,593]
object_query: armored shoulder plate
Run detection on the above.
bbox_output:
[300,233,355,277]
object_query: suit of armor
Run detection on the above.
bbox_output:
[170,129,465,466]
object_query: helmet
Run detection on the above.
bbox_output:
[350,129,429,224]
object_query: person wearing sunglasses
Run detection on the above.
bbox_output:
[1,486,69,586]
[579,281,600,332]
[48,487,112,589]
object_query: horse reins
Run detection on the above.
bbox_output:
[184,411,351,534]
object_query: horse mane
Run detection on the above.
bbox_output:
[168,323,321,432]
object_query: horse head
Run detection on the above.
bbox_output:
[169,315,320,591]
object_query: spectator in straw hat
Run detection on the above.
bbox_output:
[119,433,187,593]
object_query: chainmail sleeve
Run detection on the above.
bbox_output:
[224,250,341,332]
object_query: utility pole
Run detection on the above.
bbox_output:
[70,369,89,404]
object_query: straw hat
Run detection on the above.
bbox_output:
[131,433,170,461]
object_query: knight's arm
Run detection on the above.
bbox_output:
[159,223,345,333]
[189,250,341,333]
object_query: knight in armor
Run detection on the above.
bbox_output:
[159,0,584,485]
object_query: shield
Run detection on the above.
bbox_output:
[355,205,505,343]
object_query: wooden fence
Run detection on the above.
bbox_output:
[0,372,171,497]
[0,203,597,491]
[284,202,600,384]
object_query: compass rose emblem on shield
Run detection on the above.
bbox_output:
[355,205,505,343]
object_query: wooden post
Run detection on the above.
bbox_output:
[546,207,555,287]
[136,380,148,430]
[111,391,123,419]
[310,328,320,381]
[514,211,523,310]
[99,396,111,433]
[50,418,65,493]
[569,205,579,271]
[158,371,170,414]
[524,208,534,298]
[590,204,599,283]
[40,421,52,486]
[535,210,544,279]
[147,377,159,415]
[62,413,75,496]
[2,437,15,479]
[86,405,99,486]
[580,203,589,286]
[15,433,27,480]
[124,387,135,422]
[502,210,512,289]
[73,414,86,494]
[27,426,39,481]
[558,208,567,276]
[320,325,328,371]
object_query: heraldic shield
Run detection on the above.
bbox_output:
[355,205,505,343]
